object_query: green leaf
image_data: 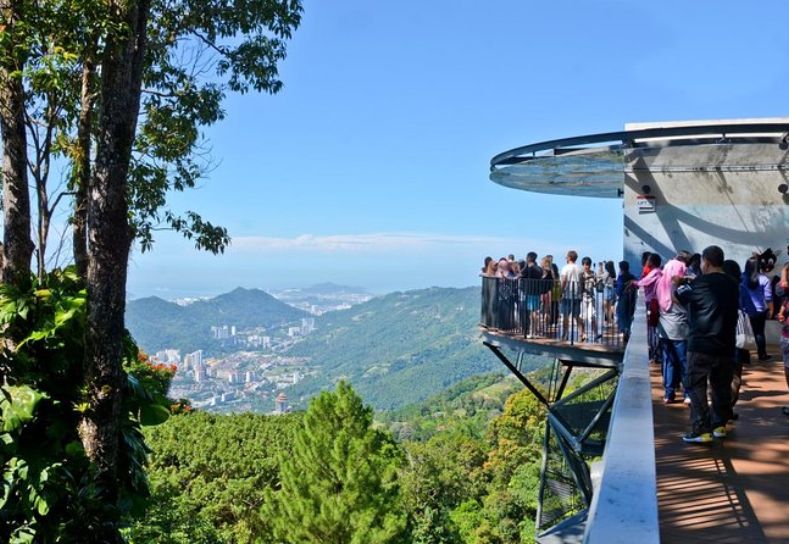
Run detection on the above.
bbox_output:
[9,525,36,544]
[34,494,50,516]
[0,386,47,432]
[33,289,52,300]
[139,403,169,426]
[64,440,84,458]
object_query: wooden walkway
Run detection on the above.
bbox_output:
[652,357,789,543]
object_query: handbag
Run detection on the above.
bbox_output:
[736,310,757,351]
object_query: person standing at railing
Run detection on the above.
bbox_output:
[483,259,499,278]
[547,255,562,326]
[541,256,557,329]
[560,251,583,342]
[674,245,739,444]
[616,261,637,343]
[580,257,600,342]
[496,258,518,331]
[481,257,497,328]
[480,257,493,276]
[656,251,690,404]
[603,261,617,326]
[520,252,543,338]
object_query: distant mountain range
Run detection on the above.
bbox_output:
[126,287,308,353]
[296,282,369,295]
[126,284,547,411]
[270,283,373,315]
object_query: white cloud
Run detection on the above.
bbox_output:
[231,232,533,254]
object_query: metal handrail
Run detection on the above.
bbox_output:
[480,276,624,349]
[583,293,659,544]
[490,122,789,168]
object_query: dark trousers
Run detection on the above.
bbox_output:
[648,325,662,362]
[661,338,688,400]
[748,311,768,358]
[687,351,734,434]
[731,348,749,407]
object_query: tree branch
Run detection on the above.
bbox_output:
[191,30,229,58]
[48,190,77,218]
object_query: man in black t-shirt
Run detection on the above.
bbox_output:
[519,252,544,337]
[674,245,739,443]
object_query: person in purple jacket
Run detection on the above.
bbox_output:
[741,256,773,361]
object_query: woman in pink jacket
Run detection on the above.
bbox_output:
[656,252,690,403]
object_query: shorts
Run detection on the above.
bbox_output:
[527,295,540,312]
[581,297,596,320]
[561,298,581,317]
[781,337,789,369]
[604,285,615,302]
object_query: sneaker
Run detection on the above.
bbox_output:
[682,431,713,444]
[663,397,674,405]
[758,354,773,362]
[683,397,691,405]
[712,426,727,439]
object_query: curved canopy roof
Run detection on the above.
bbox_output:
[490,121,789,199]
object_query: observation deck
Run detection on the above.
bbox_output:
[480,276,624,366]
[480,278,789,543]
[483,117,789,543]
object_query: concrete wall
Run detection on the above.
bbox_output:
[623,141,789,270]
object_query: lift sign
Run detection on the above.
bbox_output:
[636,194,656,213]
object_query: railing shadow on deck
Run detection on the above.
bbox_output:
[652,360,778,544]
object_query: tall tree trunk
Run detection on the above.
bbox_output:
[35,179,49,280]
[73,55,95,280]
[33,102,55,281]
[0,0,33,288]
[78,1,149,539]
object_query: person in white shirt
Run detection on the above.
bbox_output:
[580,256,599,342]
[560,250,582,341]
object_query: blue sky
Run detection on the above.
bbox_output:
[127,0,789,298]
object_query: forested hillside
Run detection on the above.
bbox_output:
[285,287,547,410]
[126,284,551,412]
[127,378,547,543]
[126,287,308,353]
[378,373,522,441]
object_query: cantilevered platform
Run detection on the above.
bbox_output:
[652,358,789,543]
[482,328,623,367]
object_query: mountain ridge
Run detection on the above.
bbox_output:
[127,287,308,354]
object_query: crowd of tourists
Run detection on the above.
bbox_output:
[481,245,789,444]
[480,252,637,344]
[636,245,789,443]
